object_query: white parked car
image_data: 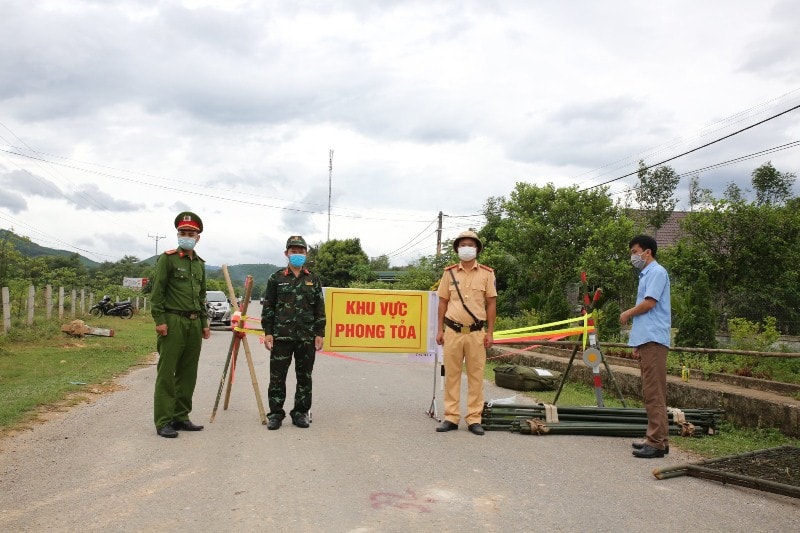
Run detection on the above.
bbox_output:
[205,290,232,326]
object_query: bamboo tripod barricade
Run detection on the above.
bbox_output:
[209,268,267,425]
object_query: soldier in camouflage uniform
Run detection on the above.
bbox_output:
[261,235,326,430]
[150,212,211,438]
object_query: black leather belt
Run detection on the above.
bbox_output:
[444,316,485,334]
[166,309,200,320]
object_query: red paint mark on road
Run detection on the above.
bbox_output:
[370,488,435,513]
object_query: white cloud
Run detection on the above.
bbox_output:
[0,0,798,267]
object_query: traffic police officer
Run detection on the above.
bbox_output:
[150,212,211,438]
[435,230,497,435]
[261,235,326,430]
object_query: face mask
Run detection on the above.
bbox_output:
[288,253,306,268]
[458,246,477,261]
[178,237,197,251]
[630,253,646,270]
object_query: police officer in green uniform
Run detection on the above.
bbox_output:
[261,236,326,430]
[150,212,211,438]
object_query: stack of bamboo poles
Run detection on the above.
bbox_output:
[482,403,724,437]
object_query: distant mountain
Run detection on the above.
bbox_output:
[0,229,100,268]
[138,255,279,284]
[2,229,279,280]
[208,263,281,284]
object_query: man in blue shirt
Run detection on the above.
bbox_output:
[620,235,671,458]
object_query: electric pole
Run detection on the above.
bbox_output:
[327,149,333,241]
[436,211,443,255]
[148,233,166,257]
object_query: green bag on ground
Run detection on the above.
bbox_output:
[493,364,560,391]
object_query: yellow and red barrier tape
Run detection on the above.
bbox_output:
[493,312,595,349]
[230,312,266,339]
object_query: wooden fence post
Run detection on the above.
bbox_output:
[46,284,53,320]
[59,287,65,319]
[71,289,77,318]
[27,285,35,326]
[2,287,9,333]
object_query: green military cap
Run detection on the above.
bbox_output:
[285,235,307,250]
[175,211,203,233]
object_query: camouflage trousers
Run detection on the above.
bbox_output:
[267,338,316,419]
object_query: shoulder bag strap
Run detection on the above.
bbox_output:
[448,268,481,325]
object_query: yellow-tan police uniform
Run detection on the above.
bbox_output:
[437,261,497,425]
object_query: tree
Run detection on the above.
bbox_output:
[635,161,680,237]
[369,255,390,271]
[484,183,630,320]
[675,271,717,348]
[313,238,370,287]
[723,182,745,203]
[751,161,795,206]
[673,195,800,333]
[687,174,712,211]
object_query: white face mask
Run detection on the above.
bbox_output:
[630,253,646,270]
[458,246,477,261]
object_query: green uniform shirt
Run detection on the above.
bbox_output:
[261,267,326,341]
[150,249,208,329]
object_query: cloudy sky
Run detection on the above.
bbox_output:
[1,0,799,268]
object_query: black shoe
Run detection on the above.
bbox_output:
[171,419,204,431]
[468,423,485,436]
[267,417,282,430]
[291,413,310,428]
[632,440,669,454]
[632,444,666,458]
[436,420,458,432]
[157,425,178,438]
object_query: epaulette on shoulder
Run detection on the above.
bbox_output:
[444,264,458,270]
[479,264,494,272]
[165,249,178,255]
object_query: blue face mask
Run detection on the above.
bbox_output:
[288,253,306,268]
[178,237,197,251]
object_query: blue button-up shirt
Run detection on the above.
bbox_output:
[628,260,671,348]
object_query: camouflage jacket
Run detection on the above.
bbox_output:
[261,267,326,341]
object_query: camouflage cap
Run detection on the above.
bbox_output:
[175,211,203,233]
[285,235,307,250]
[453,230,483,254]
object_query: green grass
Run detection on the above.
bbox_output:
[485,360,800,457]
[0,314,155,429]
[672,422,800,457]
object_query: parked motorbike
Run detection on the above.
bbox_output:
[89,296,134,319]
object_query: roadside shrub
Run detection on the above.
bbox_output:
[596,301,621,342]
[727,316,780,352]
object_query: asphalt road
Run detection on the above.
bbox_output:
[1,310,798,532]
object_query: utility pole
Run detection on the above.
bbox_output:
[327,149,333,241]
[436,211,443,255]
[148,233,166,257]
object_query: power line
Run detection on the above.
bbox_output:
[606,140,800,199]
[0,147,435,224]
[573,88,800,187]
[579,103,800,192]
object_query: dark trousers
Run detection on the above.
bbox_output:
[154,313,202,429]
[638,341,669,450]
[268,339,316,419]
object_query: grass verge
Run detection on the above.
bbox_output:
[0,314,155,430]
[485,361,800,457]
